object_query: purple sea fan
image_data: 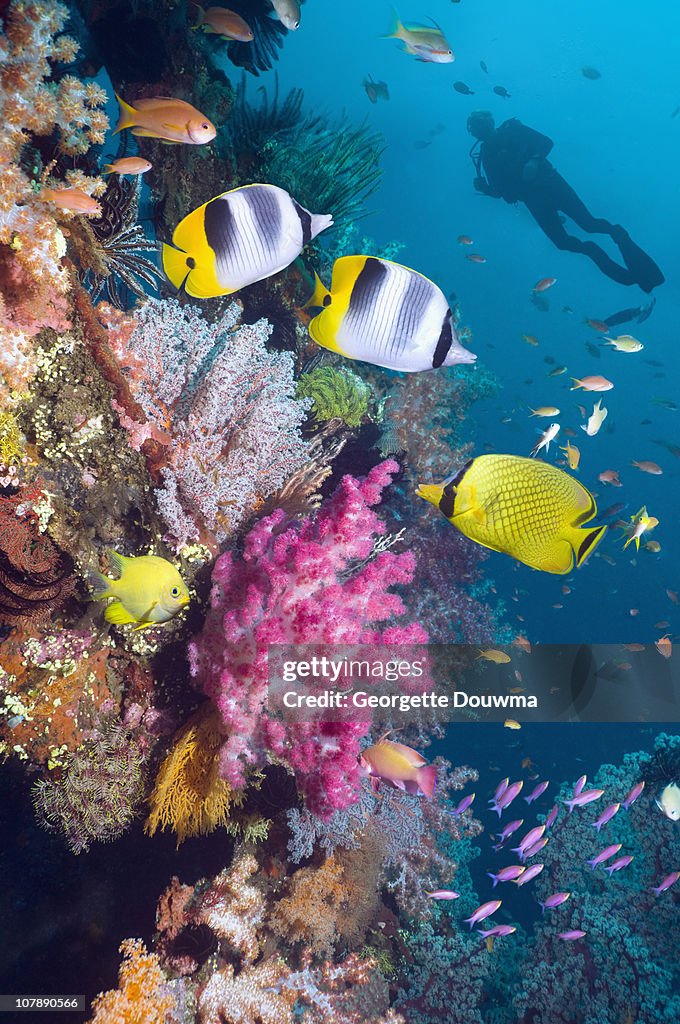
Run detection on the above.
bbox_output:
[103,298,312,546]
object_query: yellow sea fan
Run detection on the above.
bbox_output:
[145,704,244,846]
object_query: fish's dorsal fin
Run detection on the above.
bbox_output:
[106,549,127,578]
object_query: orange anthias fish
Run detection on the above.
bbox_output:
[598,469,621,486]
[360,739,437,798]
[655,634,672,659]
[585,318,610,332]
[631,460,663,475]
[193,5,254,41]
[458,235,474,245]
[533,276,557,292]
[37,187,101,215]
[466,254,487,263]
[570,376,614,392]
[114,93,216,145]
[513,636,532,654]
[103,157,153,175]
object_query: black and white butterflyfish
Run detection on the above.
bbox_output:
[305,256,476,372]
[162,183,333,298]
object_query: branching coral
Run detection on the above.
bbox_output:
[0,0,108,363]
[100,298,312,547]
[188,460,427,816]
[87,938,174,1024]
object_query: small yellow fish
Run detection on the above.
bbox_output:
[560,441,580,470]
[89,550,190,629]
[478,649,511,664]
[504,719,522,730]
[529,406,560,417]
[622,506,659,551]
[604,334,644,353]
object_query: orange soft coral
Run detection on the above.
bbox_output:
[87,939,174,1024]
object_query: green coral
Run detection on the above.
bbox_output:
[297,367,371,428]
[0,410,25,470]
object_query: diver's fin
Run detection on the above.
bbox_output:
[615,231,665,293]
[303,271,331,309]
[114,93,138,134]
[104,600,137,626]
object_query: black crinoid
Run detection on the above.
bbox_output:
[640,743,680,787]
[225,74,384,236]
[220,0,303,75]
[79,174,163,309]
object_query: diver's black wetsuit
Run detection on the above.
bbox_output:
[472,119,664,292]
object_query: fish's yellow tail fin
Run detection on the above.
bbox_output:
[114,93,138,135]
[382,6,404,39]
[162,242,192,291]
[304,271,331,309]
[570,523,607,566]
[191,1,203,29]
[623,533,639,551]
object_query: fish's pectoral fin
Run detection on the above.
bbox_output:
[104,600,138,626]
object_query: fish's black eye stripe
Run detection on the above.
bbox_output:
[292,199,312,247]
[433,310,454,368]
[204,195,236,270]
[439,489,455,519]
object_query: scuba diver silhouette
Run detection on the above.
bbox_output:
[467,112,664,317]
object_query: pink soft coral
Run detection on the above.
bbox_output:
[188,461,427,817]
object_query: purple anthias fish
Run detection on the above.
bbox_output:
[623,780,645,809]
[564,788,604,813]
[605,854,634,875]
[490,777,510,805]
[513,824,545,854]
[558,930,587,941]
[513,863,544,886]
[592,802,620,832]
[652,871,680,896]
[522,837,549,860]
[487,865,525,888]
[477,925,516,939]
[524,780,550,804]
[425,889,460,900]
[573,774,587,797]
[539,891,570,913]
[544,804,559,830]
[491,780,523,816]
[493,819,524,849]
[587,843,622,869]
[451,793,475,816]
[464,899,502,928]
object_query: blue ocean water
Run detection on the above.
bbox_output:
[1,3,679,1021]
[260,0,679,644]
